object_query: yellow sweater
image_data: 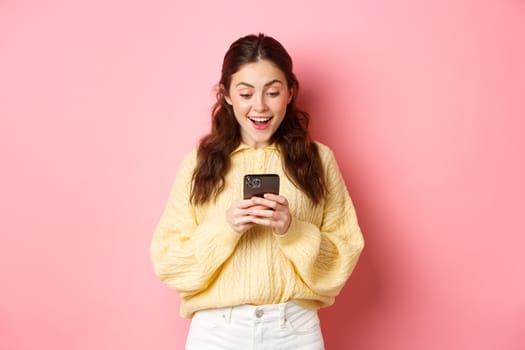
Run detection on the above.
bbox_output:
[150,142,364,318]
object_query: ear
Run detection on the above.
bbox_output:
[287,88,294,104]
[221,84,232,105]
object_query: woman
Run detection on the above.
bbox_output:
[150,33,364,350]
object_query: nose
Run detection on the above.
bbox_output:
[253,93,268,112]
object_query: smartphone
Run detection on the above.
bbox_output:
[243,174,280,199]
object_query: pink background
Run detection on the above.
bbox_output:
[2,0,524,349]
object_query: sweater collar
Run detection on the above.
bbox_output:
[231,142,278,155]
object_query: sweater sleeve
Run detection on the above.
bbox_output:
[274,147,364,297]
[150,151,242,298]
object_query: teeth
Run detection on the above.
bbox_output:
[249,117,271,123]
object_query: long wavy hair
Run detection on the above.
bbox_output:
[190,33,327,205]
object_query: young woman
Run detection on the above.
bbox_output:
[150,33,364,350]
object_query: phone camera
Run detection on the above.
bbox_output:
[245,176,261,189]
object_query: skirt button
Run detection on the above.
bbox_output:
[255,309,264,318]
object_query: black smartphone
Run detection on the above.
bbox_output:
[243,174,280,199]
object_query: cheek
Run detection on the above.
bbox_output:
[272,99,289,115]
[232,99,251,114]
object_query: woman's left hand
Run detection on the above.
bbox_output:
[248,193,291,235]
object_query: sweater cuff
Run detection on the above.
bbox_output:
[193,217,243,253]
[273,216,320,248]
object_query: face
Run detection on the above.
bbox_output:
[224,59,293,149]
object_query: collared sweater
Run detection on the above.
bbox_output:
[150,142,364,318]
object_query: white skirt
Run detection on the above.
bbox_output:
[185,301,325,350]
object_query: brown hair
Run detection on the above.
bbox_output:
[190,33,327,205]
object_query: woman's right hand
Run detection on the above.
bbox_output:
[226,199,262,234]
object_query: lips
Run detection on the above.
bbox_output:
[248,116,273,130]
[248,116,272,123]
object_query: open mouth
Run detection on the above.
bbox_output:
[248,116,273,130]
[248,116,273,124]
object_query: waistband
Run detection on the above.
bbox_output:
[194,301,314,326]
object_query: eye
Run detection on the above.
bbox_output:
[239,93,252,99]
[267,91,280,97]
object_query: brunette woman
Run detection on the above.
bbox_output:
[151,33,364,350]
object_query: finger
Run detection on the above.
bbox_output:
[239,207,270,218]
[263,193,288,206]
[233,215,257,226]
[250,217,274,228]
[249,204,270,211]
[251,196,278,210]
[252,216,288,231]
[234,198,257,209]
[249,208,276,218]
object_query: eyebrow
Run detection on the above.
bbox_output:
[235,79,284,88]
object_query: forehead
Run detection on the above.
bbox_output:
[230,60,287,86]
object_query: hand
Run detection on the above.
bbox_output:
[226,199,265,234]
[248,193,291,235]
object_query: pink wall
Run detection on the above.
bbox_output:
[2,0,524,349]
